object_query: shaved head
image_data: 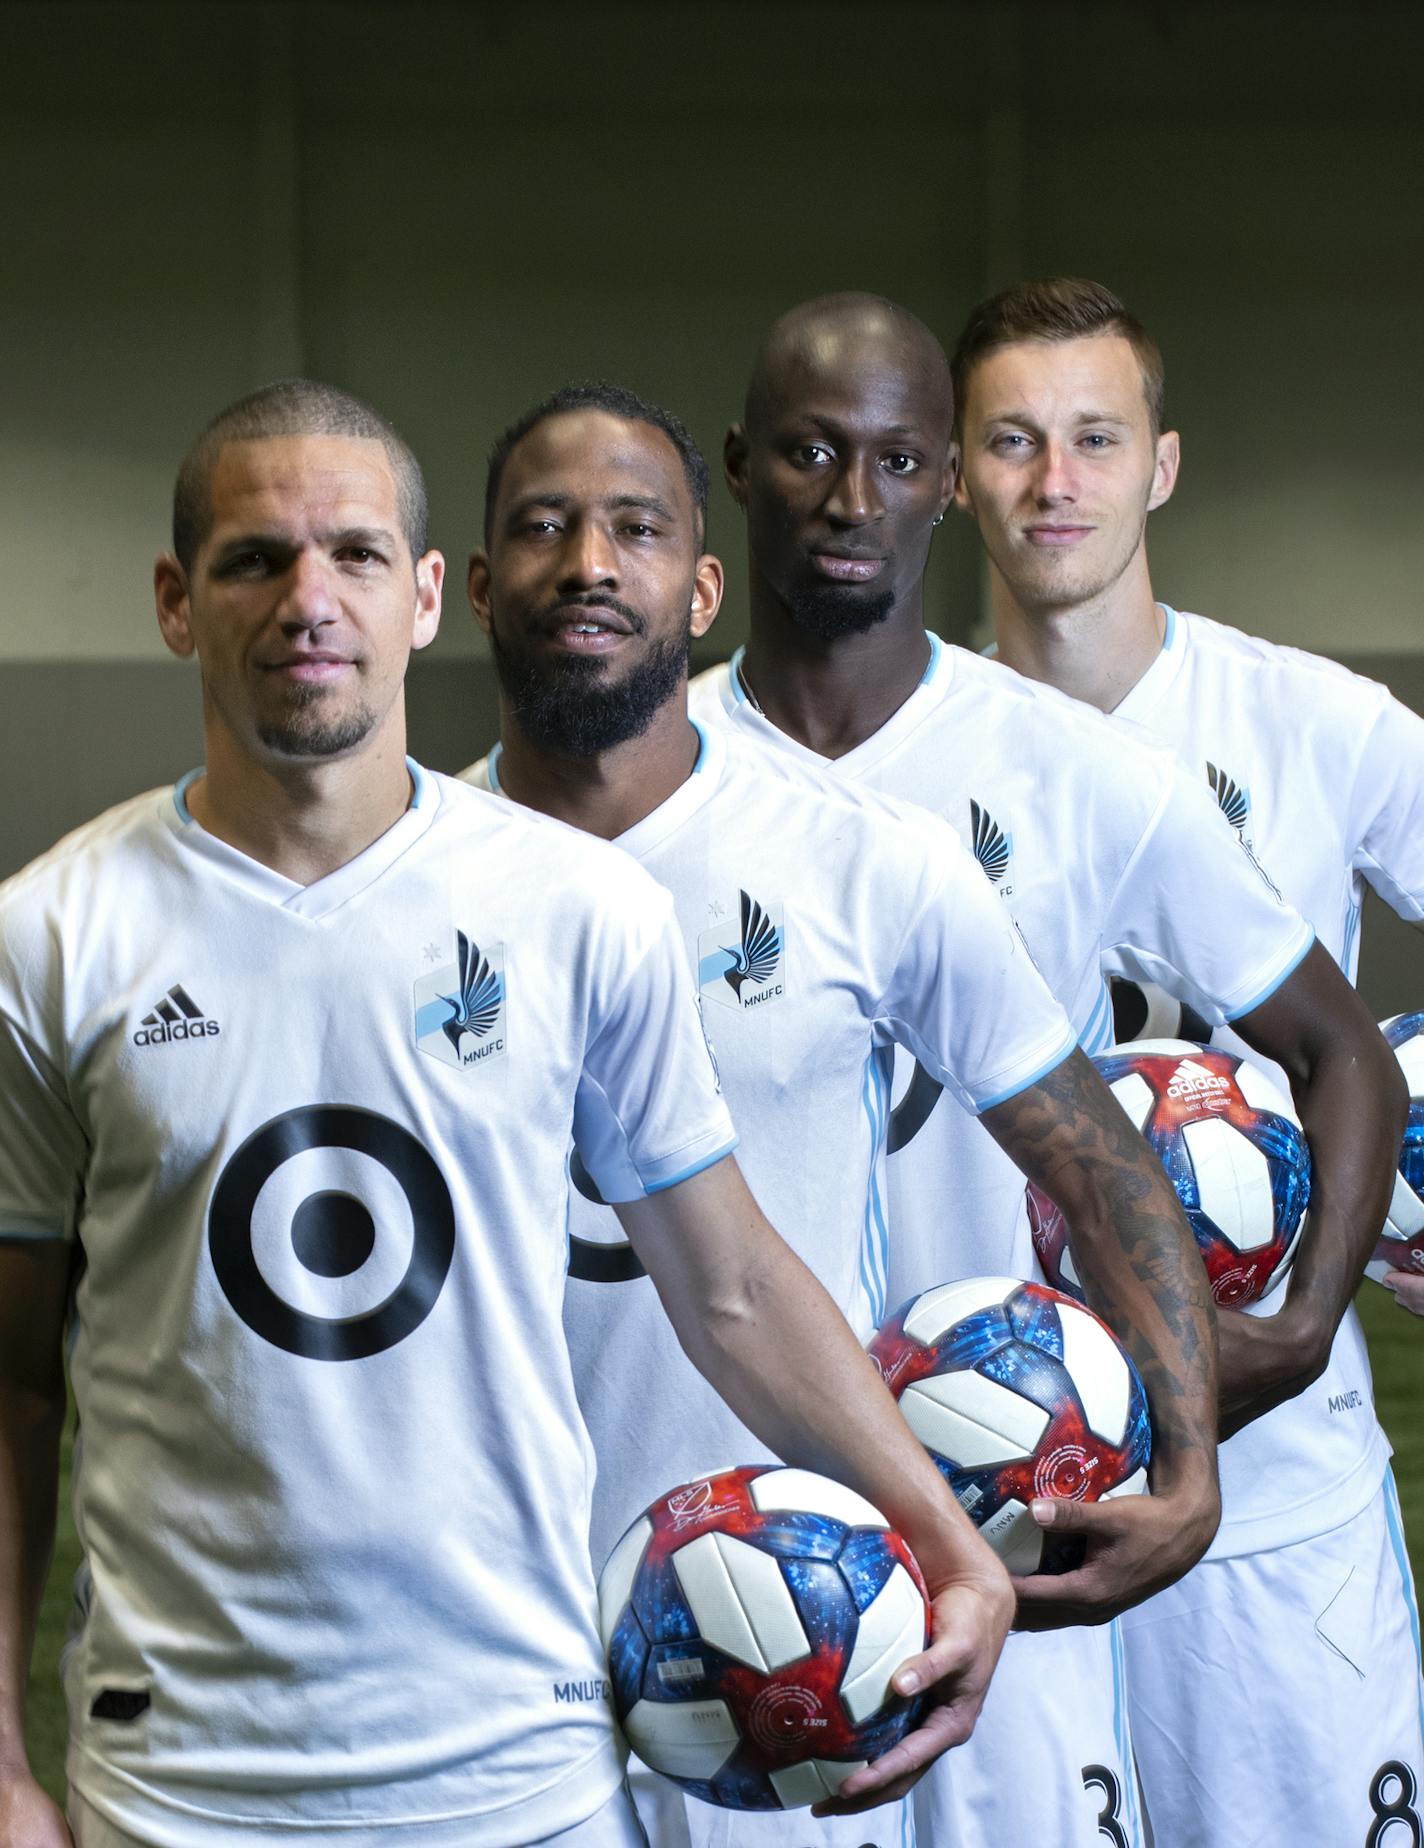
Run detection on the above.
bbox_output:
[744,292,954,437]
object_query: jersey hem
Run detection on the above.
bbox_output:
[68,1730,627,1848]
[1204,1424,1391,1559]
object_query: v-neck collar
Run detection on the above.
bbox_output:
[724,634,948,776]
[166,759,440,920]
[1112,604,1185,722]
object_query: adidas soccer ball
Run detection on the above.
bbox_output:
[1028,1040,1310,1307]
[597,1465,929,1809]
[867,1277,1150,1575]
[1368,1012,1424,1286]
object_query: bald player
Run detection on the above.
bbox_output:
[949,274,1424,1847]
[689,293,1405,1848]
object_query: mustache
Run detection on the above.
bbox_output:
[538,591,646,635]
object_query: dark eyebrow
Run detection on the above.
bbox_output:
[503,490,680,526]
[320,525,399,550]
[786,414,928,444]
[607,493,677,524]
[212,525,398,557]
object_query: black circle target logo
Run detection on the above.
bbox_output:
[209,1106,456,1361]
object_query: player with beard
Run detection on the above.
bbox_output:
[0,381,1051,1848]
[462,382,1228,1846]
[948,275,1424,1845]
[688,295,1406,1848]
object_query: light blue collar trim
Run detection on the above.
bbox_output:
[690,718,710,772]
[485,742,504,794]
[172,769,202,825]
[173,756,433,824]
[730,639,937,696]
[1160,603,1178,649]
[921,631,943,683]
[728,647,749,703]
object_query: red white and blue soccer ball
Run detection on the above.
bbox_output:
[1029,1041,1311,1307]
[868,1278,1151,1576]
[1369,1012,1424,1286]
[597,1464,929,1810]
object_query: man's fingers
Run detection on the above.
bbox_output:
[811,1698,974,1815]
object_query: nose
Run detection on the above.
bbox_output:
[824,453,885,528]
[556,519,619,592]
[274,549,341,629]
[1033,439,1077,506]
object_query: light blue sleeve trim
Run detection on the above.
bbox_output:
[0,1222,71,1244]
[486,742,504,795]
[641,1135,739,1195]
[172,769,203,824]
[727,648,749,703]
[972,1029,1078,1114]
[1221,927,1316,1023]
[691,720,710,773]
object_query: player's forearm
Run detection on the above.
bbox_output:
[986,1052,1220,1506]
[619,1165,1006,1591]
[0,1382,65,1780]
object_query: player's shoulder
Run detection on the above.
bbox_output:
[0,787,175,921]
[1178,609,1395,719]
[716,723,967,865]
[956,645,1184,787]
[427,769,675,924]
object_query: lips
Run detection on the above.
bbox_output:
[1023,526,1095,547]
[809,551,886,583]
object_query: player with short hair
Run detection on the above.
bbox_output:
[0,381,1025,1848]
[950,273,1424,1844]
[462,382,1226,1845]
[689,294,1406,1848]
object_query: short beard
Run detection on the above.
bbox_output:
[785,584,896,641]
[256,689,377,759]
[490,622,691,758]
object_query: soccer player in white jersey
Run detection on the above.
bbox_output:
[690,294,1406,1848]
[948,274,1424,1845]
[459,383,1226,1847]
[0,383,1038,1848]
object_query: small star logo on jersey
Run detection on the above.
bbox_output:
[970,798,1014,895]
[414,931,508,1069]
[1205,762,1283,901]
[132,984,220,1047]
[698,889,786,1015]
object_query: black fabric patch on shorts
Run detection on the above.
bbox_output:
[90,1688,150,1722]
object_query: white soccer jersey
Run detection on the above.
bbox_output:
[1109,606,1424,1554]
[691,640,1313,1315]
[0,766,736,1848]
[464,722,1077,1572]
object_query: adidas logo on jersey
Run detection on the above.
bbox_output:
[133,986,220,1047]
[1167,1059,1231,1108]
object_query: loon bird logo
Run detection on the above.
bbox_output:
[441,932,503,1050]
[699,890,786,1014]
[722,890,782,1000]
[415,932,508,1070]
[970,799,1013,887]
[1207,763,1250,834]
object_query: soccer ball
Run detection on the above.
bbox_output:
[597,1464,929,1809]
[867,1277,1150,1575]
[1368,1012,1424,1286]
[1028,1040,1310,1307]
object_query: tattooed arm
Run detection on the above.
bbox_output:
[981,1048,1221,1627]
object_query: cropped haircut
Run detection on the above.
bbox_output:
[483,382,709,545]
[172,379,428,572]
[951,278,1166,437]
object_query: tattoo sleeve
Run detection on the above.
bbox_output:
[982,1048,1219,1484]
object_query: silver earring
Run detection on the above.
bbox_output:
[932,514,944,526]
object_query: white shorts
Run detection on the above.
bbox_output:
[629,1755,914,1848]
[910,1622,1144,1848]
[68,1782,651,1848]
[1120,1472,1424,1848]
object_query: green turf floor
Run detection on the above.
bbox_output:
[23,1286,1424,1804]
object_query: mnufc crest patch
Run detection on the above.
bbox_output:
[415,931,507,1069]
[969,798,1013,895]
[699,889,785,1015]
